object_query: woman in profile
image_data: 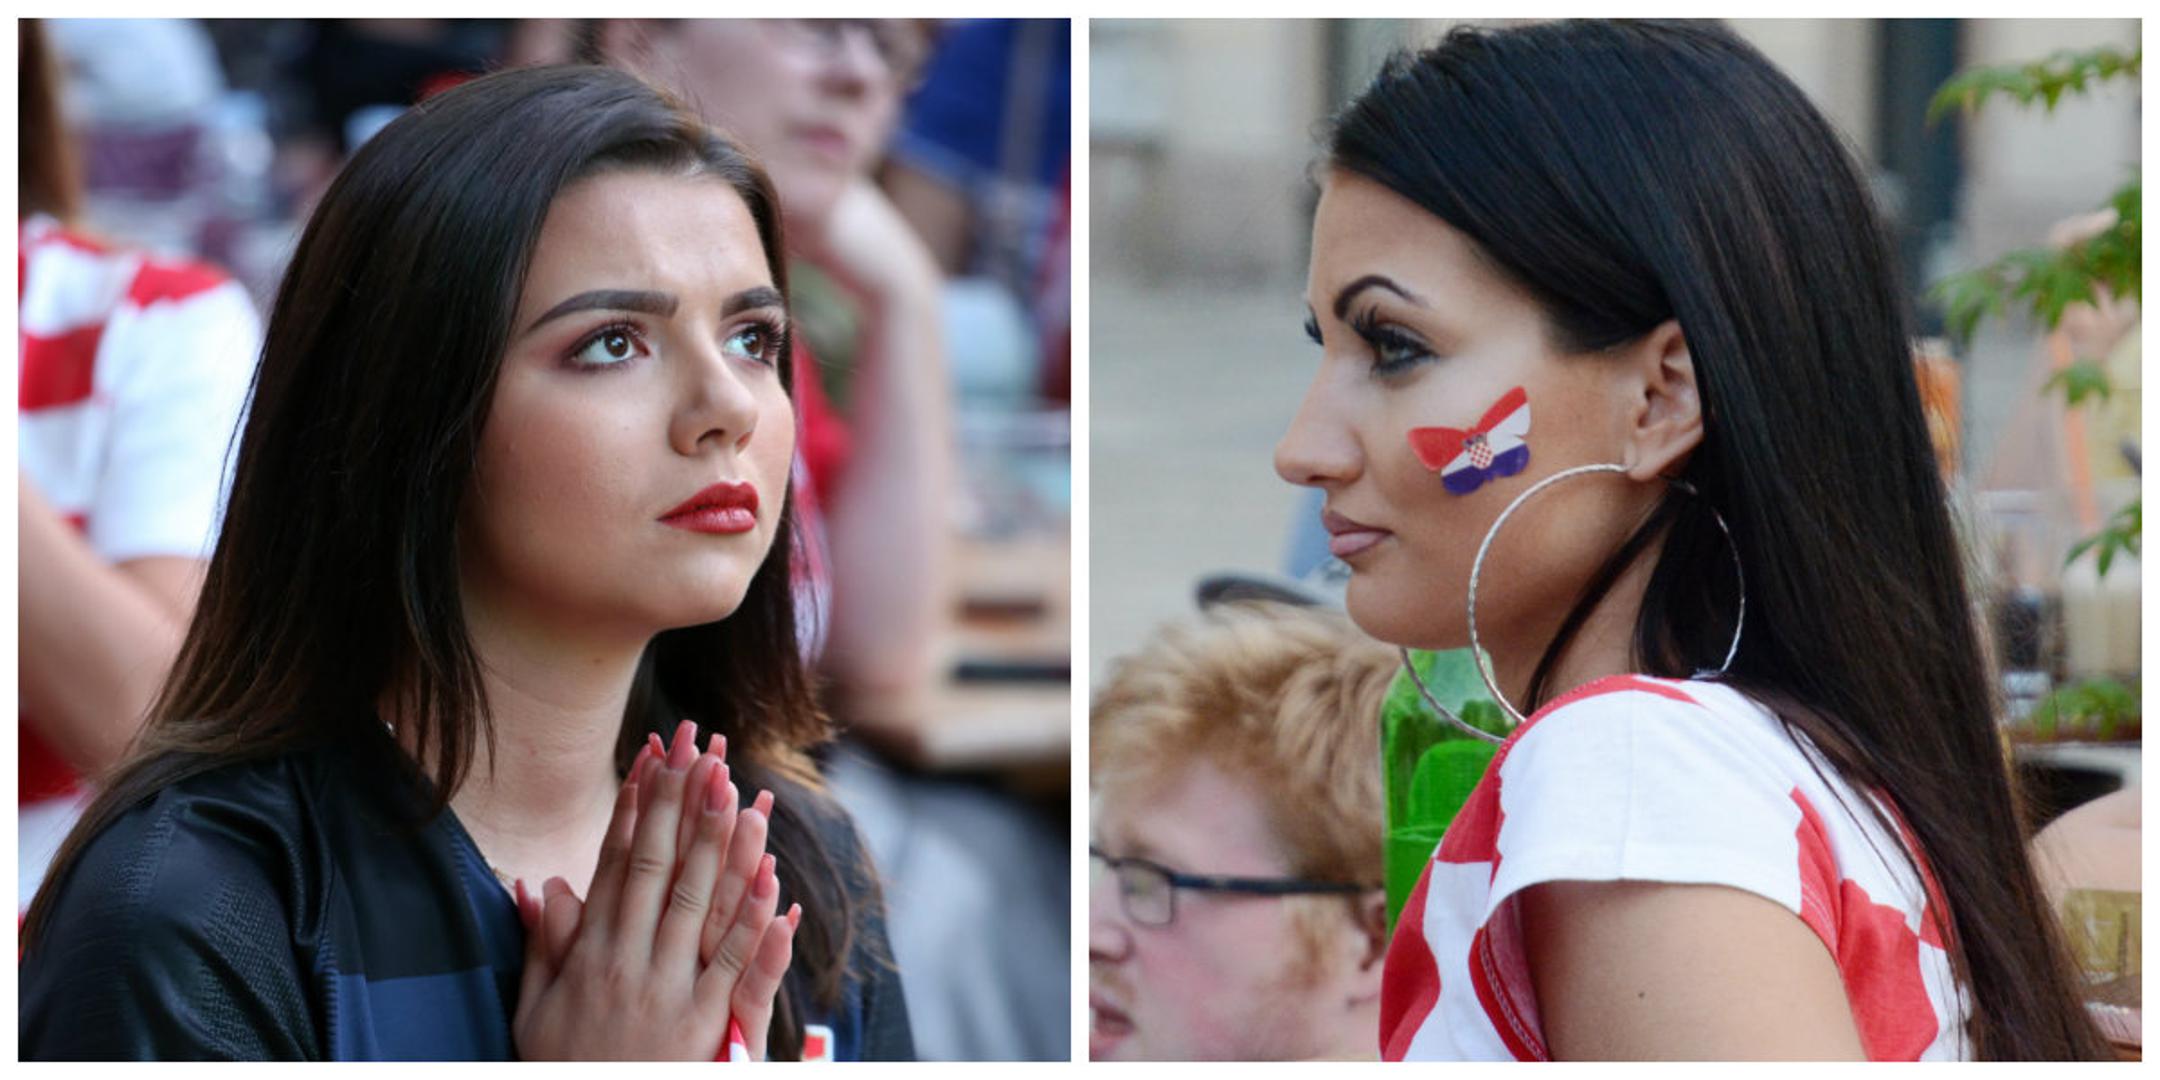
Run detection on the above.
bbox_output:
[1277,21,2107,1059]
[20,65,911,1062]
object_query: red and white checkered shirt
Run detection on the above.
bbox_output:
[1379,675,1971,1060]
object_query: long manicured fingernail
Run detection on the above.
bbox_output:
[670,719,698,769]
[706,763,730,813]
[647,732,666,761]
[787,903,802,929]
[756,854,777,895]
[753,789,774,817]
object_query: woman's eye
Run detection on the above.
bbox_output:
[570,326,644,369]
[725,322,781,365]
[1350,313,1434,375]
[1367,328,1432,373]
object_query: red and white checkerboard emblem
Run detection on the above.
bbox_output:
[1465,433,1494,470]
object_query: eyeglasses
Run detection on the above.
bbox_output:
[1090,846,1375,929]
[765,19,931,88]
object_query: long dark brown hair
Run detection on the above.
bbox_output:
[1330,21,2107,1059]
[20,18,83,222]
[21,64,864,1059]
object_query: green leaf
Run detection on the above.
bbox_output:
[1929,46,2141,124]
[1928,266,2008,345]
[2043,361,2114,407]
[2027,677,2141,739]
[2064,498,2142,580]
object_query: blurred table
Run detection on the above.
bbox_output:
[2016,741,2142,788]
[2029,782,2141,1060]
[834,529,1070,796]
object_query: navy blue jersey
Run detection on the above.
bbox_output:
[19,732,913,1060]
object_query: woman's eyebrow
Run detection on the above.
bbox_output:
[1332,274,1424,320]
[524,289,678,333]
[721,285,784,317]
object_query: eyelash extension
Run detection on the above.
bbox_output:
[1303,313,1324,346]
[1349,308,1435,376]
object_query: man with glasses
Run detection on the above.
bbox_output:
[1091,602,1392,1060]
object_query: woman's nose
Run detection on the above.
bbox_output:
[1274,374,1361,490]
[672,343,760,455]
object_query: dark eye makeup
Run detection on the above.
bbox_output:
[1304,306,1438,377]
[1347,308,1436,375]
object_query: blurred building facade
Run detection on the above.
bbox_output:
[1094,18,2138,318]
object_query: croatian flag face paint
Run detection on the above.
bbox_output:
[1407,386,1532,495]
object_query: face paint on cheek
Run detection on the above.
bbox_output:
[1407,385,1533,496]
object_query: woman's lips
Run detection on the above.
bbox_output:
[1323,508,1392,560]
[660,481,758,535]
[1089,993,1134,1059]
[793,125,853,168]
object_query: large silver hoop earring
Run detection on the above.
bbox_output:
[1398,461,1747,741]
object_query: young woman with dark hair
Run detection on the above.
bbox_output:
[1278,20,2107,1060]
[20,64,911,1061]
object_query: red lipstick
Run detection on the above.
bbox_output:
[1322,507,1392,560]
[660,481,759,535]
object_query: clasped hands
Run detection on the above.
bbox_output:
[511,721,797,1060]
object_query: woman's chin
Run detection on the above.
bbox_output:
[637,583,753,633]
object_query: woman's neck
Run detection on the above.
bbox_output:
[1486,534,1663,718]
[387,611,649,896]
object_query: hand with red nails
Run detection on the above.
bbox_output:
[510,719,801,1060]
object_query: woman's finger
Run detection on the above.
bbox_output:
[710,852,780,984]
[576,744,656,936]
[540,876,582,972]
[514,881,564,1028]
[723,904,800,1063]
[653,762,731,963]
[669,734,730,859]
[699,790,767,964]
[514,877,541,934]
[614,719,700,952]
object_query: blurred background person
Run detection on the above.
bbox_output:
[1090,601,1392,1060]
[882,17,1072,405]
[17,18,263,914]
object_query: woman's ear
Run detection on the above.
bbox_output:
[1621,319,1704,482]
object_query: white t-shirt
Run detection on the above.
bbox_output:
[1379,674,1971,1060]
